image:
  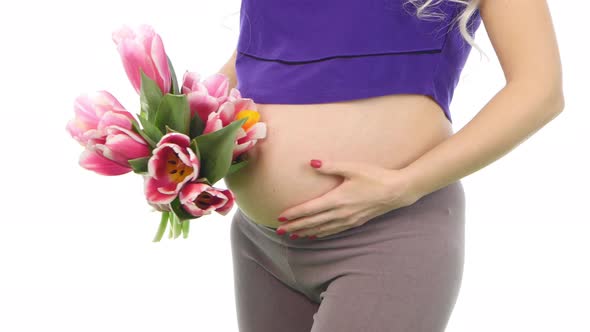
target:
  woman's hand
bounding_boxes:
[275,159,422,239]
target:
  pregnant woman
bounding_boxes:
[219,0,564,331]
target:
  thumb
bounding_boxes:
[310,159,359,178]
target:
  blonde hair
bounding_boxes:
[404,0,487,58]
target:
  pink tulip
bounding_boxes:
[66,91,133,145]
[179,182,235,217]
[182,71,230,122]
[66,91,151,176]
[202,89,267,160]
[112,24,171,95]
[144,133,200,204]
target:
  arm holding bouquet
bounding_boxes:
[217,48,238,91]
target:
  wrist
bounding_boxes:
[398,164,428,205]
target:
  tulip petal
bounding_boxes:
[106,125,149,146]
[233,140,256,160]
[144,176,176,204]
[228,88,242,100]
[97,111,134,132]
[147,146,172,179]
[103,132,150,161]
[137,24,157,53]
[215,188,235,215]
[187,91,218,121]
[234,98,257,114]
[217,101,237,124]
[73,94,102,128]
[95,90,127,112]
[179,182,207,203]
[150,33,171,94]
[79,148,130,176]
[117,41,149,94]
[182,71,201,92]
[157,132,191,148]
[66,119,88,145]
[112,25,134,46]
[241,122,267,142]
[203,73,229,98]
[202,111,224,135]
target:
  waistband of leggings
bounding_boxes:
[238,207,377,244]
[238,179,464,243]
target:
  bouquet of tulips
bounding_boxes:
[66,24,266,242]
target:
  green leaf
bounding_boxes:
[170,196,196,222]
[165,125,179,134]
[167,55,180,95]
[152,212,170,243]
[189,113,205,139]
[191,177,211,186]
[139,69,163,122]
[138,116,164,144]
[227,159,249,176]
[194,117,247,185]
[154,94,190,135]
[128,156,150,174]
[131,116,157,148]
[190,138,201,161]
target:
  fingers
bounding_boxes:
[277,188,346,222]
[296,219,349,238]
[277,208,342,235]
[313,224,351,238]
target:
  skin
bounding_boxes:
[221,0,564,239]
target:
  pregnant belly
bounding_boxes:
[224,94,454,229]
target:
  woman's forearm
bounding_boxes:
[399,81,565,199]
[217,49,238,91]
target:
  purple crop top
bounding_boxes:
[235,0,483,123]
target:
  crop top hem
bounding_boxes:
[236,50,455,123]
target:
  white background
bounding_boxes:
[1,0,588,331]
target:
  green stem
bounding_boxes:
[182,219,190,239]
[173,214,182,239]
[152,212,170,242]
[168,213,174,239]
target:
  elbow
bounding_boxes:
[512,77,566,118]
[546,72,566,115]
[545,86,565,122]
[546,77,565,114]
[538,73,566,115]
[554,88,565,114]
[538,85,565,124]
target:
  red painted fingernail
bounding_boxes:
[310,159,322,168]
[289,233,299,240]
[278,216,288,222]
[309,235,317,240]
[276,228,286,235]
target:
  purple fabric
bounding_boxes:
[235,0,482,123]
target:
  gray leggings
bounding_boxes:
[230,180,466,332]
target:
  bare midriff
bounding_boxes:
[224,93,454,229]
